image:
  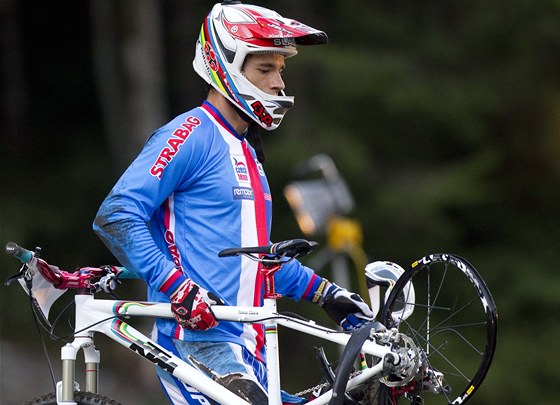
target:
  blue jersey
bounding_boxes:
[94,101,321,360]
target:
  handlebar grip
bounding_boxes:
[5,242,34,263]
[115,267,140,279]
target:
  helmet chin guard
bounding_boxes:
[193,2,327,130]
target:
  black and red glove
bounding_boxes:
[170,279,223,331]
[320,281,374,331]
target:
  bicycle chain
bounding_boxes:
[294,330,410,397]
[294,370,363,397]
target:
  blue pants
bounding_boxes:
[154,327,268,404]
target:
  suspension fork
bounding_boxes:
[59,291,101,402]
[59,337,101,402]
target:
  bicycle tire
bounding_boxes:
[23,391,122,405]
[379,254,498,405]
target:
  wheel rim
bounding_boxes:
[380,254,498,404]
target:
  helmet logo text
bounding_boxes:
[204,42,218,72]
[273,37,296,47]
[251,101,273,127]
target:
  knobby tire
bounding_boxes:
[24,391,121,405]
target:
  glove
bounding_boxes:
[320,281,374,331]
[170,279,223,331]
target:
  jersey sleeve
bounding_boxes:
[274,258,325,301]
[93,111,205,296]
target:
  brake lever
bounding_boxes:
[94,266,123,295]
[4,264,28,287]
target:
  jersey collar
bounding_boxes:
[201,101,247,141]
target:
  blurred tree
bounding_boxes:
[1,0,27,154]
[90,0,167,173]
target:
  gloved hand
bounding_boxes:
[320,281,374,331]
[170,279,223,331]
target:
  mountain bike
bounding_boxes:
[4,239,497,405]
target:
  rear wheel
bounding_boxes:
[24,391,121,405]
[378,254,498,404]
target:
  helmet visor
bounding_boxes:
[221,5,328,48]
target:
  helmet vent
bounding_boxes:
[275,100,293,109]
[214,30,236,63]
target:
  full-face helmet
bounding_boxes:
[193,1,327,130]
[365,261,416,325]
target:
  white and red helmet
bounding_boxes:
[365,261,416,324]
[193,1,327,130]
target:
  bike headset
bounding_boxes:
[193,1,328,133]
[365,261,416,324]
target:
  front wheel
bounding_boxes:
[379,254,498,404]
[24,391,122,405]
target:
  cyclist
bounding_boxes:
[93,2,374,404]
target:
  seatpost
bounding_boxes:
[260,262,282,299]
[260,260,283,405]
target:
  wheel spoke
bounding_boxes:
[379,254,497,404]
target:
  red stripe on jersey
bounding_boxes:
[160,270,182,295]
[200,102,239,139]
[302,273,319,299]
[243,140,268,360]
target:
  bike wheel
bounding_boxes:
[379,254,498,405]
[24,391,122,405]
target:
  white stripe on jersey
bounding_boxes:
[200,107,260,355]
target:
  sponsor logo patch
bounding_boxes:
[232,157,250,183]
[150,116,201,180]
[233,187,254,200]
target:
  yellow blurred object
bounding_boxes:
[326,217,369,302]
[326,217,363,252]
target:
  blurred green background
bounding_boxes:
[1,0,560,404]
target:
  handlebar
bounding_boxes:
[218,239,318,259]
[4,242,137,291]
[5,238,316,291]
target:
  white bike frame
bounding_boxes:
[8,247,401,405]
[7,241,497,405]
[63,293,394,405]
